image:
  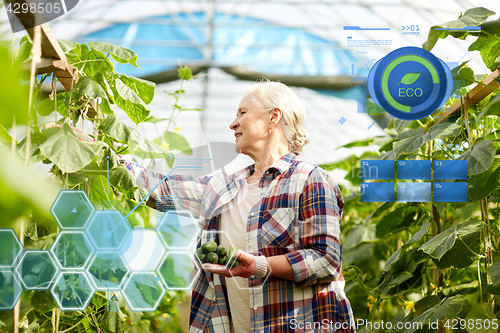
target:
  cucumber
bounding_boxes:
[206,252,218,264]
[228,260,239,269]
[218,256,227,265]
[217,245,227,257]
[201,241,217,253]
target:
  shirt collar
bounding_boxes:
[234,151,299,180]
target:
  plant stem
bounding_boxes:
[433,140,455,160]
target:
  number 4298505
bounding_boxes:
[5,2,62,14]
[444,318,498,330]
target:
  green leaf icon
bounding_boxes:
[397,72,421,85]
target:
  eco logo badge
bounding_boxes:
[3,0,79,33]
[367,46,453,120]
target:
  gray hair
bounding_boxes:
[245,80,309,152]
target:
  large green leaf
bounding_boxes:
[469,18,500,71]
[78,45,114,78]
[114,79,150,124]
[13,35,32,64]
[99,114,134,143]
[39,123,95,173]
[343,223,378,250]
[0,146,58,228]
[119,74,156,104]
[109,165,137,191]
[37,92,70,117]
[392,124,460,156]
[99,114,169,157]
[468,157,500,201]
[465,303,497,333]
[435,230,482,268]
[375,205,421,238]
[57,39,81,63]
[423,7,495,51]
[390,251,417,287]
[384,221,430,271]
[163,130,193,155]
[418,219,483,260]
[90,42,138,67]
[402,295,468,333]
[0,43,29,128]
[70,76,107,100]
[458,140,496,175]
[477,94,500,121]
[487,261,500,285]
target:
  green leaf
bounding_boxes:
[487,261,500,285]
[17,130,46,163]
[109,165,137,191]
[144,116,168,124]
[78,44,114,78]
[57,39,81,63]
[13,35,32,64]
[468,157,500,201]
[114,79,150,124]
[37,92,70,117]
[376,206,421,238]
[385,221,430,271]
[465,303,497,333]
[101,97,114,115]
[163,130,193,155]
[458,140,496,175]
[392,124,460,156]
[99,114,134,143]
[0,124,14,144]
[398,73,421,85]
[90,42,138,67]
[423,7,495,51]
[0,44,29,128]
[71,76,107,100]
[455,66,475,87]
[178,65,193,80]
[477,94,500,121]
[39,123,95,173]
[335,138,375,149]
[343,223,378,250]
[403,295,468,333]
[435,230,482,268]
[119,74,156,104]
[30,290,57,313]
[418,219,483,260]
[393,118,412,132]
[469,18,500,71]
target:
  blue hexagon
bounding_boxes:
[15,250,59,290]
[51,190,94,229]
[157,210,200,250]
[0,270,23,310]
[122,229,166,271]
[158,251,200,290]
[0,229,23,269]
[51,231,94,269]
[83,210,133,260]
[87,253,129,291]
[122,272,165,311]
[51,271,94,311]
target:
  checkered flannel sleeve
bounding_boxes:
[285,167,343,287]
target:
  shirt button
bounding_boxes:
[250,275,256,279]
[250,212,255,216]
[253,305,258,310]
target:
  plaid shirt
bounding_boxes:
[123,152,356,333]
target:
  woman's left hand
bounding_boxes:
[203,250,256,278]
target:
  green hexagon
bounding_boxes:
[51,190,94,229]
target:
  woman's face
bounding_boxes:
[229,93,270,155]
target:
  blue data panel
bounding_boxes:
[397,160,431,180]
[434,160,467,180]
[434,182,468,202]
[360,183,395,202]
[360,160,394,180]
[397,182,431,202]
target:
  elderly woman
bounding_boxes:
[125,81,355,333]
